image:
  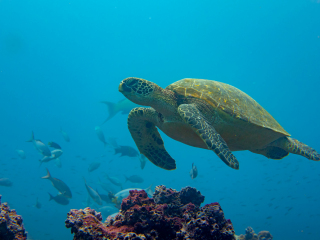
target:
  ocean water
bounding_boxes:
[0,0,320,239]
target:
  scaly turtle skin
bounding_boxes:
[119,77,320,170]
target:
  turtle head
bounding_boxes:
[119,77,158,106]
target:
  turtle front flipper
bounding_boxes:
[270,137,320,161]
[127,107,176,170]
[178,104,239,170]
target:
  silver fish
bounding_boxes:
[26,131,51,157]
[124,175,144,183]
[82,195,93,208]
[105,174,122,188]
[0,178,13,187]
[34,197,42,209]
[97,191,113,204]
[60,128,70,142]
[114,145,139,158]
[48,192,69,205]
[84,177,102,205]
[96,177,116,193]
[39,149,63,164]
[88,162,101,172]
[55,158,62,168]
[42,168,72,198]
[107,137,119,148]
[101,99,138,123]
[139,154,147,170]
[95,126,107,146]
[16,149,26,159]
[48,142,61,149]
[189,163,198,180]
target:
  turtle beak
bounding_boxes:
[119,82,131,93]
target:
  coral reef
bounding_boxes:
[0,195,27,240]
[236,226,273,240]
[66,185,236,240]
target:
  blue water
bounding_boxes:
[1,0,320,239]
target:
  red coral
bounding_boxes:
[121,190,153,212]
[66,185,236,240]
[0,195,27,240]
[65,207,119,239]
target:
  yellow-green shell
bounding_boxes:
[166,78,290,136]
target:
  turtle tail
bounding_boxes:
[271,137,320,161]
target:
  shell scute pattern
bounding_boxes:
[166,78,289,136]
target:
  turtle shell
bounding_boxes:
[166,78,289,136]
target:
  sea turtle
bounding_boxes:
[119,77,320,170]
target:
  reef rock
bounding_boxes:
[236,226,273,240]
[0,195,27,240]
[66,185,236,240]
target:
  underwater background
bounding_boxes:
[1,0,320,239]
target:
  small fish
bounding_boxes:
[55,158,62,168]
[26,132,51,157]
[114,145,139,158]
[287,207,293,211]
[48,142,61,149]
[60,128,70,142]
[88,162,101,172]
[16,149,26,159]
[107,137,119,148]
[95,126,107,147]
[98,192,113,204]
[124,175,144,183]
[83,177,102,205]
[0,178,13,187]
[108,191,116,201]
[112,196,121,209]
[82,195,92,208]
[105,174,123,188]
[34,198,42,209]
[42,168,72,198]
[189,163,198,180]
[39,149,63,164]
[96,177,116,193]
[48,192,69,205]
[139,154,147,170]
[101,99,138,123]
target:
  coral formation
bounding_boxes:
[66,185,236,239]
[0,195,27,240]
[236,226,273,240]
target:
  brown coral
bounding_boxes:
[0,195,27,240]
[236,227,273,240]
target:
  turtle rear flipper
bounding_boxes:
[178,104,239,170]
[270,137,320,161]
[128,107,176,170]
[250,147,289,159]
